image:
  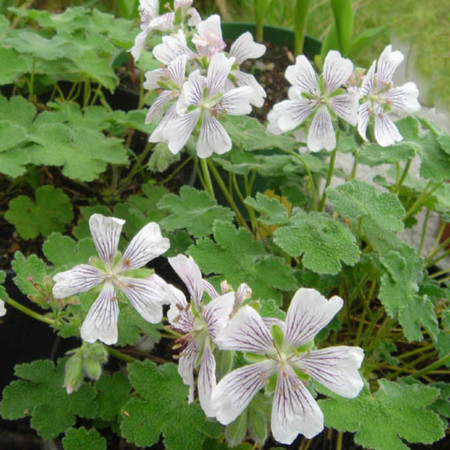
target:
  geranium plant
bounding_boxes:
[0,1,448,449]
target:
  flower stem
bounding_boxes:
[319,148,338,212]
[161,155,193,185]
[106,346,137,364]
[393,159,412,193]
[418,208,431,256]
[4,297,55,325]
[404,181,443,219]
[200,157,215,200]
[412,354,450,379]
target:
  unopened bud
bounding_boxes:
[64,354,84,394]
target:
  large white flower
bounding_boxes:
[52,214,171,345]
[268,51,358,152]
[167,254,234,417]
[358,45,420,147]
[211,288,364,445]
[163,52,254,158]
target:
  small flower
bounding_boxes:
[163,52,254,157]
[52,214,171,345]
[268,51,358,152]
[358,45,420,147]
[152,29,196,65]
[192,14,226,58]
[211,288,364,444]
[167,255,234,416]
[0,299,6,317]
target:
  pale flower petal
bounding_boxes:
[176,71,205,115]
[145,91,172,123]
[175,0,193,10]
[274,98,315,133]
[377,45,404,85]
[359,60,376,98]
[285,55,319,94]
[166,54,189,88]
[143,68,165,91]
[149,12,174,32]
[214,305,274,354]
[207,52,234,97]
[0,299,6,317]
[165,110,201,154]
[211,360,277,424]
[178,338,199,403]
[374,113,402,147]
[232,70,266,107]
[323,50,353,93]
[197,114,232,158]
[307,106,336,152]
[385,82,420,113]
[120,222,170,270]
[202,279,220,299]
[53,264,104,299]
[89,214,124,264]
[130,28,150,61]
[271,367,324,443]
[293,346,364,398]
[167,288,195,334]
[193,14,226,57]
[230,32,266,64]
[203,292,234,339]
[80,282,119,345]
[285,288,343,349]
[357,103,371,141]
[149,104,177,142]
[219,86,254,115]
[187,7,201,27]
[329,93,358,126]
[198,339,217,417]
[153,30,194,65]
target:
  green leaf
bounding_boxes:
[12,251,50,297]
[0,120,28,152]
[419,130,450,182]
[43,234,96,269]
[0,95,36,127]
[327,180,405,232]
[0,359,98,439]
[274,212,360,275]
[379,246,438,341]
[0,270,7,303]
[5,186,73,239]
[158,186,235,238]
[244,193,290,225]
[319,379,445,450]
[121,361,220,449]
[189,221,296,303]
[358,143,416,165]
[0,47,27,85]
[95,372,131,421]
[62,427,106,450]
[348,25,388,58]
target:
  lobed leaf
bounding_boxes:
[62,427,107,450]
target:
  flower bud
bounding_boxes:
[63,354,84,394]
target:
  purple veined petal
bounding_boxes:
[374,113,402,147]
[235,283,252,310]
[121,275,172,324]
[219,86,254,115]
[130,28,150,61]
[197,114,232,158]
[149,12,175,32]
[357,102,371,141]
[187,7,201,27]
[80,282,119,345]
[169,254,204,310]
[143,68,165,91]
[193,14,226,58]
[285,288,343,349]
[166,283,195,334]
[275,98,315,133]
[89,214,125,265]
[376,45,404,86]
[203,279,220,299]
[360,60,376,98]
[153,30,194,65]
[207,52,234,98]
[167,54,189,88]
[165,109,201,154]
[230,32,266,64]
[292,346,364,398]
[149,104,177,142]
[53,264,104,299]
[329,93,358,126]
[323,50,353,93]
[178,338,199,403]
[285,55,319,95]
[385,82,420,113]
[211,360,277,424]
[198,339,217,417]
[145,91,172,123]
[204,292,234,339]
[120,222,170,270]
[177,71,206,115]
[139,0,159,25]
[214,305,274,354]
[175,0,193,11]
[307,106,336,152]
[271,366,324,443]
[232,70,266,107]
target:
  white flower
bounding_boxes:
[358,45,420,147]
[0,299,6,317]
[268,51,358,152]
[211,288,364,445]
[52,214,171,345]
[192,14,226,58]
[167,255,234,417]
[164,52,254,157]
[228,32,266,107]
[152,29,195,65]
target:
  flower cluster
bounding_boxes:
[130,0,266,158]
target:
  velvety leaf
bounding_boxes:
[95,372,131,421]
[12,252,51,298]
[244,193,290,225]
[62,427,106,450]
[43,234,96,269]
[0,120,28,152]
[5,30,67,60]
[0,47,27,85]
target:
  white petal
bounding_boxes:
[198,339,217,417]
[207,52,234,97]
[385,82,420,113]
[374,113,402,147]
[360,60,376,97]
[0,299,6,317]
[143,68,165,91]
[130,28,149,61]
[329,93,358,126]
[214,305,274,354]
[357,103,371,141]
[121,275,171,323]
[219,86,254,115]
[197,114,232,158]
[120,222,170,270]
[177,72,205,115]
[275,99,315,133]
[307,106,336,152]
[149,12,174,32]
[89,214,124,264]
[167,54,188,88]
[149,104,177,142]
[166,283,195,334]
[235,283,252,310]
[175,0,193,10]
[153,30,193,65]
[267,108,284,135]
[139,0,159,22]
[53,264,103,299]
[285,288,343,349]
[377,45,404,85]
[178,338,199,403]
[203,292,234,339]
[193,14,226,58]
[169,254,204,310]
[230,32,266,64]
[145,91,172,123]
[80,282,119,345]
[323,50,353,93]
[271,367,324,443]
[202,279,220,299]
[187,7,201,27]
[212,360,277,424]
[232,70,266,107]
[293,346,364,398]
[285,55,319,94]
[165,110,201,154]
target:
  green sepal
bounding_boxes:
[271,324,284,349]
[293,368,311,382]
[215,349,235,379]
[265,373,278,395]
[84,360,102,381]
[225,412,248,447]
[295,340,314,354]
[122,268,154,279]
[64,354,84,394]
[88,256,104,271]
[244,352,267,363]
